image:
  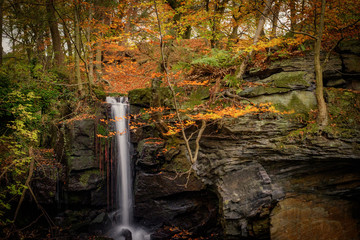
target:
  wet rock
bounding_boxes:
[135,172,204,202]
[68,170,104,191]
[65,119,97,171]
[136,139,165,170]
[119,228,132,240]
[134,171,219,235]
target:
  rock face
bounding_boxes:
[131,43,360,239]
[270,194,359,240]
[29,114,113,239]
[194,116,360,239]
[31,41,360,239]
[60,119,106,208]
[133,140,221,239]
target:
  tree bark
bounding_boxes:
[14,149,35,221]
[95,40,102,81]
[167,0,192,39]
[63,23,73,60]
[210,0,229,48]
[227,1,242,48]
[46,0,64,66]
[314,0,328,127]
[74,4,83,95]
[271,1,280,39]
[236,0,273,79]
[0,0,4,66]
[87,3,94,85]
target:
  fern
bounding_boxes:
[191,49,239,68]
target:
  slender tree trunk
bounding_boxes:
[95,19,104,82]
[74,5,83,95]
[0,0,4,66]
[314,0,328,127]
[63,24,73,60]
[94,4,103,82]
[95,40,102,81]
[227,1,243,48]
[228,24,239,45]
[289,0,296,31]
[167,0,192,39]
[210,0,228,48]
[236,0,273,79]
[46,0,64,66]
[87,3,94,85]
[271,1,280,39]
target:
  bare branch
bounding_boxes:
[14,149,35,221]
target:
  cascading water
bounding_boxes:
[106,97,149,240]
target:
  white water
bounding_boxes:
[106,97,149,240]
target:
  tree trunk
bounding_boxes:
[289,0,296,31]
[46,0,64,66]
[63,24,73,60]
[95,40,102,81]
[0,0,4,66]
[236,0,273,79]
[210,0,229,48]
[271,1,280,39]
[74,5,83,95]
[87,3,94,85]
[167,0,192,39]
[314,0,328,127]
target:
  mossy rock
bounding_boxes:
[239,86,291,97]
[270,71,310,89]
[158,87,173,107]
[181,87,210,109]
[128,87,173,108]
[79,169,101,187]
[239,70,310,98]
[128,88,152,107]
[338,40,360,54]
[92,86,107,101]
[162,145,191,172]
[326,88,360,130]
[252,90,317,114]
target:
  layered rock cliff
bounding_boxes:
[131,42,360,239]
[31,41,360,239]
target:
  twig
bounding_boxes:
[154,0,197,163]
[13,149,35,222]
[0,160,17,180]
[19,213,44,231]
[224,90,253,103]
[27,184,56,227]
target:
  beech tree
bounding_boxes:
[46,0,64,66]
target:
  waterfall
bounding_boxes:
[106,97,149,240]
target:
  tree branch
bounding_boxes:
[13,149,35,222]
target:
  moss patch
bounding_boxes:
[252,91,317,115]
[181,87,210,109]
[79,169,101,186]
[271,71,309,89]
[326,88,360,137]
[162,145,191,172]
[239,86,291,97]
[128,88,152,107]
